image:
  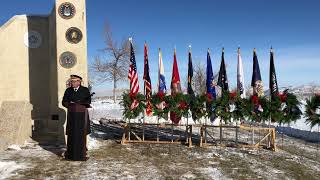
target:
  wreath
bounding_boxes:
[169,93,190,118]
[269,95,284,123]
[245,95,270,123]
[279,91,302,124]
[214,92,233,124]
[120,92,146,119]
[230,93,247,123]
[189,94,207,122]
[151,92,171,119]
[305,94,320,128]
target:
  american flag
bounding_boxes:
[143,43,152,116]
[128,39,139,109]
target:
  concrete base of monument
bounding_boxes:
[31,131,66,146]
[0,101,33,151]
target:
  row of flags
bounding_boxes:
[127,39,279,122]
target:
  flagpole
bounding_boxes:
[157,48,161,142]
[269,47,273,128]
[142,41,147,142]
[268,47,274,147]
[236,47,241,146]
[128,37,132,141]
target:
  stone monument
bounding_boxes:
[0,0,88,150]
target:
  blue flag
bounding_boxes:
[206,50,216,99]
[251,48,264,97]
[158,48,166,93]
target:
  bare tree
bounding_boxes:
[90,23,131,102]
[193,62,206,95]
[245,84,253,97]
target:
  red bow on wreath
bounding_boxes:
[206,93,213,102]
[157,92,165,101]
[229,92,237,100]
[251,95,259,104]
[278,92,287,102]
[178,101,188,110]
[251,95,263,112]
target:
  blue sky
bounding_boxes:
[1,0,320,93]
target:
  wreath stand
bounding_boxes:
[199,124,276,151]
[121,119,193,147]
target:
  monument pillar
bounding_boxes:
[48,0,88,143]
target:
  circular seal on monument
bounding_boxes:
[66,27,83,44]
[24,31,42,48]
[58,2,76,19]
[59,51,77,69]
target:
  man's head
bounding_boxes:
[70,75,82,88]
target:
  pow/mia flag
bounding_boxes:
[217,48,229,93]
[269,47,279,99]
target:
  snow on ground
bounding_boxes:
[0,121,319,179]
[0,161,28,180]
[89,99,123,124]
[87,135,103,150]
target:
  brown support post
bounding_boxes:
[272,128,276,151]
[188,125,192,147]
[205,118,208,143]
[128,120,131,141]
[121,125,127,145]
[185,125,189,144]
[171,123,174,143]
[200,126,203,147]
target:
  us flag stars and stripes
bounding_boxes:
[128,38,140,109]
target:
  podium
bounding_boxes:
[68,102,91,113]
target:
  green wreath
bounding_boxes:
[280,92,302,124]
[230,93,247,123]
[169,93,190,118]
[151,92,171,120]
[305,95,320,128]
[189,94,207,122]
[269,95,284,123]
[120,92,146,119]
[214,92,233,124]
[245,95,270,123]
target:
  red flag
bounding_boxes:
[171,49,181,92]
[170,49,181,124]
[143,43,152,116]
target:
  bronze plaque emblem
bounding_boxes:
[66,27,83,44]
[58,2,76,19]
[59,52,77,69]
